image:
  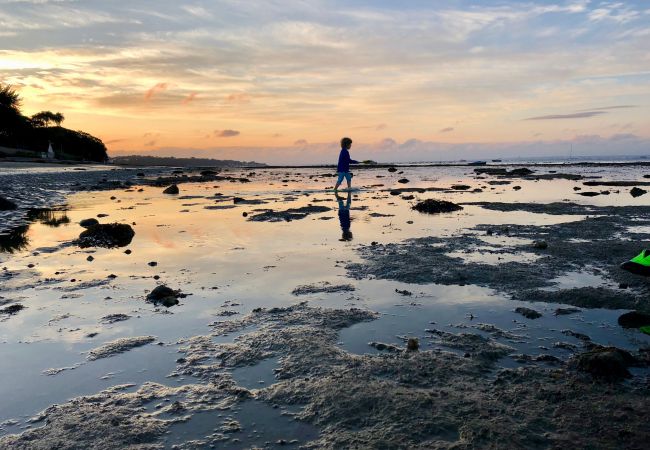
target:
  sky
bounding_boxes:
[0,0,649,164]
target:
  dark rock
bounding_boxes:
[554,307,580,316]
[619,283,628,289]
[512,186,522,191]
[630,187,647,198]
[406,338,419,351]
[163,184,179,195]
[533,240,548,250]
[515,307,542,319]
[572,347,635,380]
[617,311,650,329]
[124,249,132,255]
[0,304,24,315]
[412,199,463,214]
[507,168,534,177]
[395,289,412,296]
[86,255,94,262]
[0,196,17,210]
[242,212,248,217]
[79,218,99,228]
[401,195,415,200]
[578,192,600,197]
[397,178,409,184]
[146,285,183,307]
[148,261,157,267]
[388,167,397,172]
[451,184,470,190]
[77,223,135,248]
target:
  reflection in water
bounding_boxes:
[336,192,353,241]
[26,209,70,227]
[0,225,29,253]
[0,208,69,253]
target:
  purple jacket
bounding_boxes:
[337,148,358,172]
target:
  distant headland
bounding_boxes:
[111,155,266,167]
[0,84,108,163]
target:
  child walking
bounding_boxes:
[334,137,358,191]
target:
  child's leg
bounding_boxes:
[334,172,345,190]
[345,172,352,190]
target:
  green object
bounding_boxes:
[630,249,650,267]
[640,326,650,336]
[621,249,650,276]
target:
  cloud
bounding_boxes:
[215,129,240,137]
[525,111,608,120]
[440,127,454,133]
[294,139,308,145]
[144,82,169,101]
[182,92,197,104]
[584,105,638,111]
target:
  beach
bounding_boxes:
[1,162,649,449]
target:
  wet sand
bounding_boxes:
[0,163,649,448]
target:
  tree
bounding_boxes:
[0,84,21,113]
[31,111,65,127]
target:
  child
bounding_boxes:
[334,137,358,191]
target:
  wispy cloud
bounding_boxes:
[144,83,169,101]
[440,127,454,133]
[215,129,240,137]
[525,111,608,120]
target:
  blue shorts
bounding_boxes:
[336,172,352,184]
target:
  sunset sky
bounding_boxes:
[1,0,649,163]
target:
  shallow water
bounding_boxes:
[1,164,649,445]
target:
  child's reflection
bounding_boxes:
[336,191,353,241]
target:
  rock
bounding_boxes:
[79,218,99,228]
[451,184,470,190]
[163,184,179,195]
[630,187,647,198]
[397,178,409,184]
[242,212,248,217]
[401,195,415,200]
[388,167,397,172]
[578,192,600,197]
[507,168,534,177]
[146,285,183,307]
[512,186,522,191]
[412,199,463,214]
[619,283,628,289]
[533,240,548,250]
[0,196,17,210]
[617,311,650,329]
[124,249,132,255]
[0,304,24,315]
[395,289,412,296]
[554,307,580,316]
[572,347,635,380]
[77,223,135,248]
[86,255,94,262]
[406,337,419,351]
[148,261,157,267]
[515,307,542,319]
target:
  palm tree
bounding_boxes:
[0,84,21,113]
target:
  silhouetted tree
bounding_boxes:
[31,111,65,127]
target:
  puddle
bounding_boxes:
[446,248,540,265]
[165,399,318,449]
[541,269,613,291]
[231,358,279,390]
